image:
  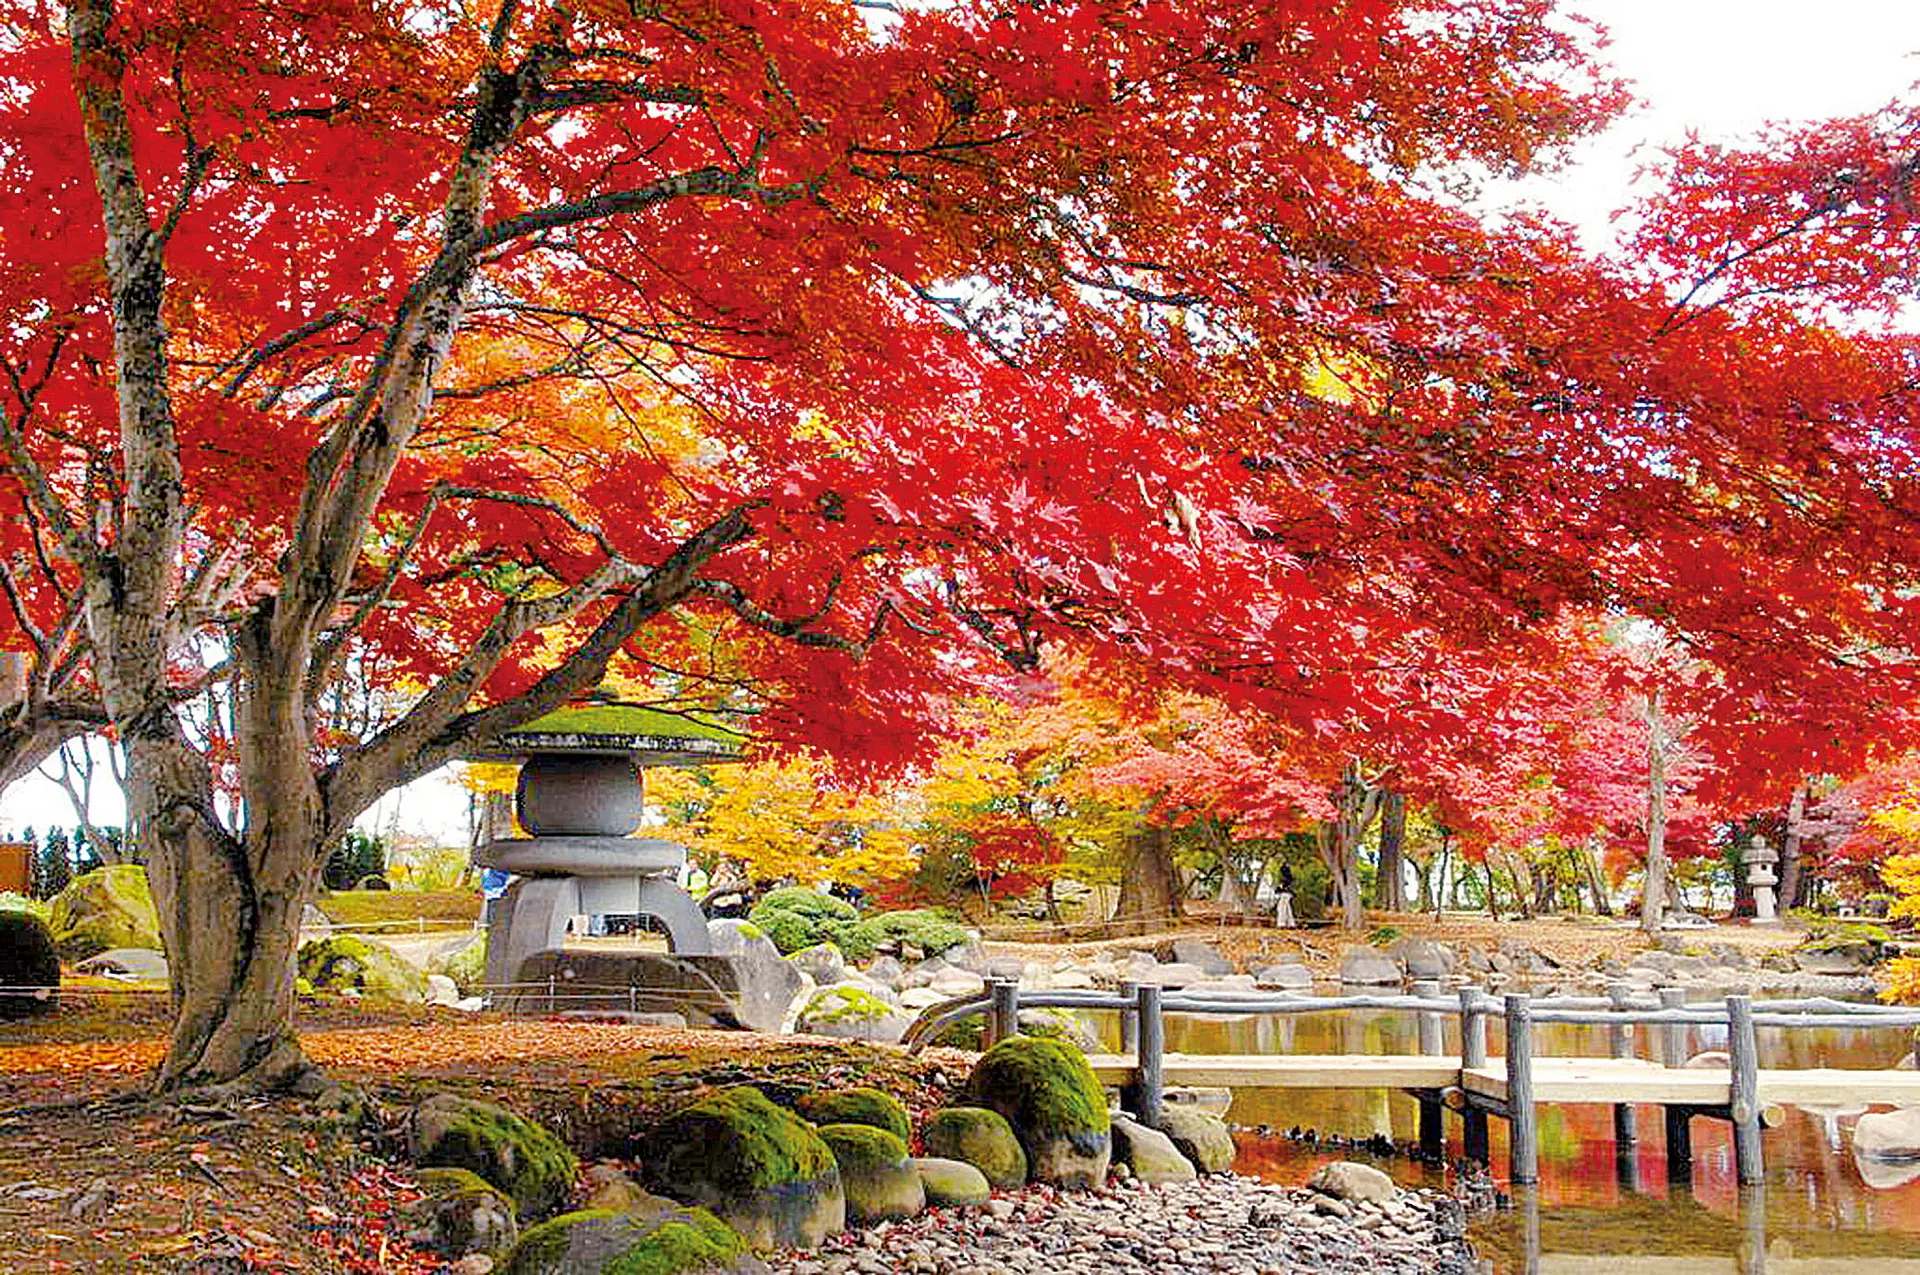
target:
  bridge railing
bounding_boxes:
[901,977,1920,1185]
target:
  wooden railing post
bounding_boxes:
[1118,980,1139,1055]
[987,978,1020,1046]
[1413,978,1444,1159]
[1607,983,1639,1155]
[1135,982,1165,1128]
[1460,986,1490,1165]
[1506,993,1538,1185]
[1728,994,1764,1186]
[1659,987,1688,1066]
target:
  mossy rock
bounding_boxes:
[500,1205,767,1275]
[921,1107,1026,1190]
[401,1166,520,1258]
[968,1036,1111,1189]
[816,1124,924,1224]
[410,1094,580,1221]
[912,1157,990,1208]
[47,865,161,961]
[793,1088,911,1142]
[298,933,430,1003]
[794,986,911,1043]
[644,1086,844,1250]
[0,910,59,1019]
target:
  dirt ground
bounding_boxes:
[0,913,1813,1274]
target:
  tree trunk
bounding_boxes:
[1320,763,1387,932]
[1582,842,1614,917]
[1114,823,1180,935]
[1779,784,1810,911]
[1642,689,1670,935]
[1376,790,1406,912]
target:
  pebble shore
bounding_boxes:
[765,1172,1477,1275]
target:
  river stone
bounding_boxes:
[1854,1107,1920,1160]
[922,1107,1027,1190]
[410,1095,579,1222]
[581,1167,677,1221]
[1155,1106,1235,1174]
[929,967,987,997]
[1307,1161,1398,1203]
[1167,940,1234,977]
[1110,1113,1197,1185]
[794,1088,911,1141]
[499,1205,769,1275]
[968,1036,1111,1189]
[1338,946,1403,987]
[73,947,170,981]
[401,1167,520,1259]
[644,1086,845,1250]
[912,1157,991,1208]
[816,1124,924,1224]
[794,985,914,1043]
[301,934,430,1003]
[865,955,905,988]
[1252,962,1314,991]
[938,938,990,973]
[1684,1050,1732,1069]
[1135,961,1206,988]
[48,865,162,961]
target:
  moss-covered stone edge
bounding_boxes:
[816,1123,909,1173]
[648,1085,836,1196]
[970,1035,1111,1135]
[794,1087,910,1141]
[503,1206,744,1275]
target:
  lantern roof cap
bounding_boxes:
[469,701,745,765]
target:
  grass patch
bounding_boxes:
[317,889,480,928]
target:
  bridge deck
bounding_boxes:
[1085,1053,1920,1107]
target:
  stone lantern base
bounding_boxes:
[476,836,712,995]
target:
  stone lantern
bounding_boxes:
[1745,834,1781,925]
[469,702,742,993]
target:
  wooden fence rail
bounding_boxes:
[903,980,1920,1186]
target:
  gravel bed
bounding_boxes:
[765,1172,1477,1275]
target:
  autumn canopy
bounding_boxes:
[2,0,1919,1088]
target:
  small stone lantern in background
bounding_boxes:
[1746,834,1781,925]
[468,702,743,993]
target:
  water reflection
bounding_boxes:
[1108,1005,1920,1273]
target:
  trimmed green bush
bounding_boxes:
[0,910,59,1018]
[747,887,859,955]
[847,909,968,960]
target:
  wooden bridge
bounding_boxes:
[905,982,1920,1186]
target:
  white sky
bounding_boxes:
[3,2,1918,849]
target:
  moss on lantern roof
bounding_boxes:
[476,703,745,763]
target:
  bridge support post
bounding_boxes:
[1413,979,1445,1159]
[1607,983,1640,1166]
[1728,994,1764,1186]
[1118,980,1139,1054]
[1658,987,1688,1065]
[1459,987,1489,1165]
[1665,1104,1694,1182]
[1505,993,1538,1185]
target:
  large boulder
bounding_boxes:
[1338,945,1403,987]
[1015,1006,1102,1053]
[967,1036,1111,1189]
[912,1158,990,1209]
[1251,962,1314,991]
[300,934,431,1003]
[1167,940,1234,977]
[504,950,750,1027]
[816,1124,925,1224]
[500,1206,768,1275]
[1109,1114,1197,1185]
[705,921,809,1033]
[786,941,849,986]
[409,1094,579,1222]
[1389,938,1455,981]
[793,986,913,1043]
[0,910,59,1019]
[644,1086,844,1250]
[1156,1107,1236,1174]
[400,1167,520,1259]
[921,1107,1027,1190]
[47,865,161,961]
[1854,1108,1920,1160]
[794,1088,911,1141]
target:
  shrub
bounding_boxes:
[747,887,860,954]
[848,909,969,959]
[0,910,60,1018]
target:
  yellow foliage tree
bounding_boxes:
[647,755,916,888]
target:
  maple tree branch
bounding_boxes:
[321,502,760,830]
[692,577,897,656]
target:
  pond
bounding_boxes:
[1134,1003,1920,1273]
